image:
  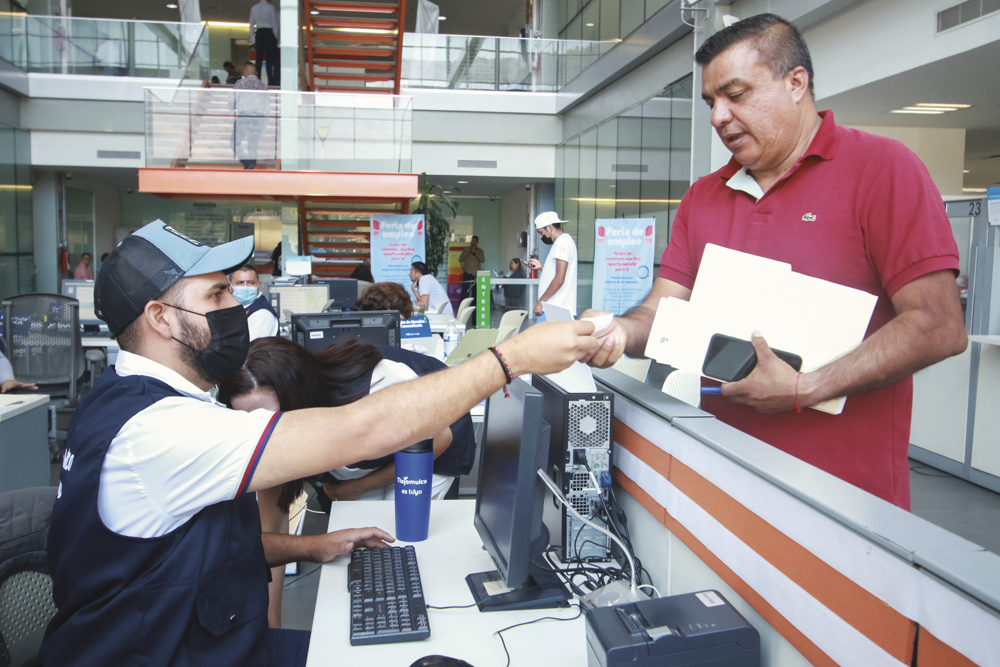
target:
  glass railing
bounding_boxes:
[144,88,412,173]
[399,33,617,92]
[3,15,208,79]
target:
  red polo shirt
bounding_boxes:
[660,111,959,508]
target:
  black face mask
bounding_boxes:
[165,303,250,385]
[540,234,555,245]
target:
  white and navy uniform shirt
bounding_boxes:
[245,292,279,341]
[97,351,279,537]
[43,350,282,666]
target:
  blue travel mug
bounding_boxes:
[394,439,434,542]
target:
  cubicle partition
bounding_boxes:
[594,367,1000,667]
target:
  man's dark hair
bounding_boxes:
[349,263,374,283]
[81,252,92,259]
[411,261,429,276]
[223,61,234,68]
[471,235,479,241]
[695,13,814,98]
[550,223,562,230]
[356,282,413,319]
[217,335,383,511]
[230,263,259,279]
[244,61,256,72]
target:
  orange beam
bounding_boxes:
[139,169,419,201]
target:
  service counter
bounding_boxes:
[593,366,1000,667]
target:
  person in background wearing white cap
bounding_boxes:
[41,219,599,667]
[526,211,578,320]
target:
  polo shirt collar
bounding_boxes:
[115,350,217,404]
[720,109,838,199]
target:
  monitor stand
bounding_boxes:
[466,562,570,612]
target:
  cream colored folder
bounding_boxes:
[645,244,877,415]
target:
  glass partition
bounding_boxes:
[555,75,693,312]
[19,15,207,79]
[144,88,412,173]
[400,34,616,92]
[0,4,27,69]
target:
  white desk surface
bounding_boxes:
[306,500,586,667]
[969,335,1000,346]
[0,393,49,422]
[82,337,119,349]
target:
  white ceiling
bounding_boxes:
[819,38,1000,189]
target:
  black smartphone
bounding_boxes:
[702,334,803,383]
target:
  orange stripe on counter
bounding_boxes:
[614,470,839,667]
[614,420,917,665]
[916,628,979,667]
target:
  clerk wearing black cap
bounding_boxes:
[41,220,599,667]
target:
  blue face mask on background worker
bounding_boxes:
[232,285,258,307]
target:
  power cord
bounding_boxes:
[426,603,478,610]
[495,603,584,667]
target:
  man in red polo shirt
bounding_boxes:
[584,14,967,509]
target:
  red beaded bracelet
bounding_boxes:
[488,346,514,398]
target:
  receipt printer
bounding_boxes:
[585,590,760,667]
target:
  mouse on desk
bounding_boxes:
[409,656,475,667]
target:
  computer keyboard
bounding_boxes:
[347,545,431,646]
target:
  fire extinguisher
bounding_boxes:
[59,247,69,275]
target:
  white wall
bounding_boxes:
[500,186,533,272]
[801,0,1000,100]
[846,126,966,197]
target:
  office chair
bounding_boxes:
[612,355,652,383]
[434,301,448,314]
[457,306,475,329]
[0,486,59,667]
[495,310,527,344]
[456,297,473,315]
[2,295,83,442]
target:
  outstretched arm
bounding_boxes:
[581,277,692,368]
[249,319,599,493]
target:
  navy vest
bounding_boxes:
[41,369,271,667]
[246,293,277,319]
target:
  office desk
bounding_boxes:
[82,336,119,366]
[425,313,467,336]
[0,394,50,492]
[307,500,586,667]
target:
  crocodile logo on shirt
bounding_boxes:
[802,213,817,222]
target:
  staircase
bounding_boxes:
[300,200,410,278]
[165,90,281,170]
[304,0,408,94]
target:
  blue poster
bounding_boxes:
[592,218,656,315]
[370,214,426,293]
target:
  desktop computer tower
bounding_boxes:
[533,375,614,563]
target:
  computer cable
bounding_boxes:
[494,602,583,667]
[537,468,638,593]
[426,603,478,610]
[638,584,661,598]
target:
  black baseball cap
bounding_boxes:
[95,220,254,335]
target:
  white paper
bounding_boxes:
[988,187,1000,226]
[645,245,877,415]
[541,301,598,393]
[582,313,614,335]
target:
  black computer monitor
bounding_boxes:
[466,378,570,612]
[313,279,357,311]
[290,310,400,353]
